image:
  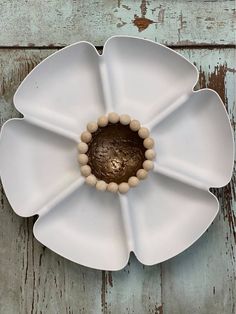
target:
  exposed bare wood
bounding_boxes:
[0,0,235,47]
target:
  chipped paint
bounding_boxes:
[0,0,235,46]
[207,65,228,106]
[178,11,187,43]
[133,0,155,32]
[227,67,236,73]
[108,272,113,287]
[140,0,147,17]
[100,271,113,312]
[157,7,165,24]
[133,15,154,32]
[117,18,127,28]
[198,64,235,126]
[212,175,236,246]
[199,64,228,103]
[101,271,107,312]
[155,304,163,314]
[196,60,236,246]
[122,4,131,11]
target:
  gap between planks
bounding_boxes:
[0,44,235,50]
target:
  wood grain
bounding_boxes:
[0,0,235,47]
[102,255,162,314]
[0,47,235,313]
[0,49,103,314]
[162,48,236,314]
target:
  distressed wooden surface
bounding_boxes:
[0,46,235,313]
[0,0,235,47]
[0,0,235,313]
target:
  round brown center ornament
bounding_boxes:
[78,113,155,194]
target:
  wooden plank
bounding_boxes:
[161,48,236,314]
[102,255,162,314]
[0,47,235,313]
[0,0,235,47]
[0,49,103,314]
[0,188,103,314]
[0,49,162,314]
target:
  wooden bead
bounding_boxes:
[78,154,88,165]
[145,149,155,160]
[128,176,139,187]
[138,127,150,139]
[87,121,98,133]
[118,182,130,194]
[143,137,154,149]
[80,165,91,177]
[136,169,148,180]
[81,131,92,143]
[108,112,119,124]
[96,180,107,191]
[86,174,97,186]
[120,114,131,125]
[107,182,118,193]
[78,142,88,154]
[143,160,154,171]
[129,119,140,132]
[97,115,109,127]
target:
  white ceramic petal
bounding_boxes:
[0,119,80,217]
[103,36,198,123]
[14,42,105,138]
[33,185,129,271]
[128,172,219,265]
[152,89,234,188]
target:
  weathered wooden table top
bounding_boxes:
[0,1,235,313]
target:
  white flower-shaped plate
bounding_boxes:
[0,36,234,270]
